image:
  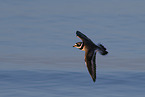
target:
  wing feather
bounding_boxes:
[76,31,92,42]
[85,50,97,82]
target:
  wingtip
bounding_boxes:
[76,30,81,33]
[93,78,96,82]
[76,31,81,35]
[90,75,96,82]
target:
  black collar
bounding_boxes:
[80,42,84,50]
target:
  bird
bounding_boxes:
[73,31,108,82]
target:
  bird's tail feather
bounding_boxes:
[97,44,108,55]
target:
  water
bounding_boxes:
[0,0,145,97]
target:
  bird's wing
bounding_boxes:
[76,31,91,42]
[85,49,97,82]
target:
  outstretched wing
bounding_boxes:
[76,31,92,42]
[85,49,97,82]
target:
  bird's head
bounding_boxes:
[73,42,83,49]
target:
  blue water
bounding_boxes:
[0,0,145,97]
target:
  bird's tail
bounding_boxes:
[97,43,108,55]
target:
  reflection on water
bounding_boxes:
[0,0,145,97]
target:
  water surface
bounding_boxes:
[0,0,145,97]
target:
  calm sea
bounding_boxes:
[0,0,145,97]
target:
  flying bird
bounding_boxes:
[73,31,108,82]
